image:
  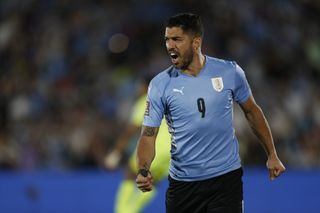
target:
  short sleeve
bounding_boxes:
[233,63,252,103]
[143,81,165,127]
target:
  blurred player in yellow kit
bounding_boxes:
[104,75,171,213]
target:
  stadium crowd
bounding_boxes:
[0,0,319,170]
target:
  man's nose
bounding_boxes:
[166,40,175,49]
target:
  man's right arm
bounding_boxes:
[136,125,159,192]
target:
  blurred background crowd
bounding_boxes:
[0,0,319,171]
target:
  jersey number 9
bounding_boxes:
[197,98,206,118]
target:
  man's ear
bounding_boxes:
[193,37,201,50]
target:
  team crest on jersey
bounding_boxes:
[211,77,224,92]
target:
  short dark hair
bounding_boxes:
[165,13,204,38]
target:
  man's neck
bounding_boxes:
[183,53,206,77]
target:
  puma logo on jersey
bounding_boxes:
[173,87,184,95]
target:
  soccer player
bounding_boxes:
[135,13,285,213]
[104,75,171,213]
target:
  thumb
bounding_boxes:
[269,168,276,181]
[274,167,281,176]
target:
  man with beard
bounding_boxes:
[135,13,285,213]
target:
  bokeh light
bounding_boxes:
[108,33,130,54]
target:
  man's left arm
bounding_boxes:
[240,95,286,180]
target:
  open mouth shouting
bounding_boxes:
[169,52,179,65]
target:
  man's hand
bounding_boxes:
[266,154,286,180]
[136,170,154,192]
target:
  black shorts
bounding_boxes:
[166,168,243,213]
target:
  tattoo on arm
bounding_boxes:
[142,126,156,136]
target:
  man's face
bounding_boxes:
[165,27,195,70]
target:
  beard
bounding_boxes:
[177,48,194,70]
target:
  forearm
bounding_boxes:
[245,105,277,157]
[137,137,155,170]
[136,126,158,170]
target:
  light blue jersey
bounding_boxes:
[143,56,251,181]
